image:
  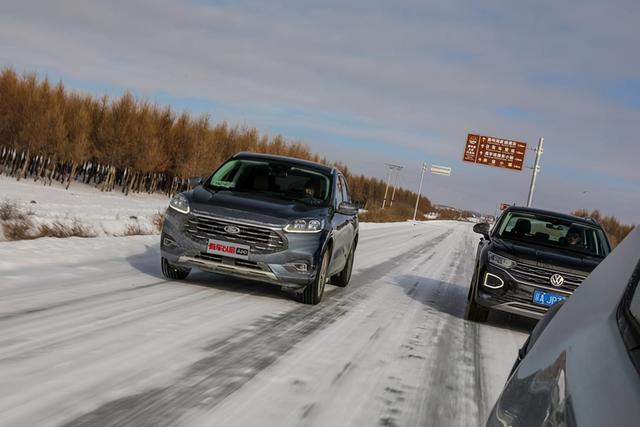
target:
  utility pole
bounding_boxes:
[381,168,392,209]
[389,166,403,207]
[382,164,402,208]
[527,137,544,207]
[413,162,428,221]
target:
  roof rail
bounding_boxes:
[584,217,600,225]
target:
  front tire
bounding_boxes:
[300,250,330,305]
[161,257,191,280]
[465,296,489,322]
[465,269,489,322]
[332,242,356,287]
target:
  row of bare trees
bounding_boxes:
[0,68,432,213]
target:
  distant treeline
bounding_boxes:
[0,68,432,214]
[572,209,634,248]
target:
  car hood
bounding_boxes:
[491,237,601,274]
[186,186,329,226]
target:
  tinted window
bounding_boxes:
[630,273,640,327]
[205,159,331,206]
[496,211,609,257]
[335,175,345,207]
[339,175,350,203]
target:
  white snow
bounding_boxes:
[0,219,529,427]
[0,175,169,239]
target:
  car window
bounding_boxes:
[496,211,609,257]
[339,175,350,203]
[205,159,332,206]
[630,272,640,327]
[335,176,344,208]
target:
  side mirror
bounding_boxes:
[473,223,491,239]
[188,176,203,188]
[338,201,358,216]
[353,200,363,210]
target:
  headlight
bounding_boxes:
[488,252,517,269]
[284,218,323,233]
[169,194,190,214]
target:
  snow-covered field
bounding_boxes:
[0,217,532,427]
[0,175,169,239]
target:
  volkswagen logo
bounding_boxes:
[224,225,241,235]
[550,274,565,287]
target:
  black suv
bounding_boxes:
[160,152,359,305]
[465,206,611,321]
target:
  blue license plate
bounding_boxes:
[532,289,567,307]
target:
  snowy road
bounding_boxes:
[0,221,532,427]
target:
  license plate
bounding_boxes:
[532,289,567,307]
[206,239,250,260]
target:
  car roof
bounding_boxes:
[504,206,601,227]
[232,152,335,174]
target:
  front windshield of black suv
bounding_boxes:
[496,211,610,257]
[205,159,332,206]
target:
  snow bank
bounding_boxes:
[0,175,169,240]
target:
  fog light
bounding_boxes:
[483,272,504,289]
[292,263,308,273]
[285,262,309,273]
[162,234,177,248]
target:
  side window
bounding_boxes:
[630,274,640,327]
[335,176,344,208]
[340,176,351,203]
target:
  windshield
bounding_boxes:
[204,159,332,206]
[496,211,610,257]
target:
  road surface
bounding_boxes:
[0,221,532,427]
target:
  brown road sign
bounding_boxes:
[463,133,527,171]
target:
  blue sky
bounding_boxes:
[0,0,638,222]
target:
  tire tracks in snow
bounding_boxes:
[60,227,454,427]
[368,226,485,427]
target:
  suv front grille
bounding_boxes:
[510,262,587,291]
[194,252,264,271]
[184,211,287,254]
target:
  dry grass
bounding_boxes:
[3,217,33,240]
[3,219,96,241]
[1,200,164,241]
[124,221,145,236]
[152,211,165,232]
[0,200,27,221]
[37,220,95,238]
[359,203,416,223]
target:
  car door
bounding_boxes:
[339,174,357,248]
[329,174,350,274]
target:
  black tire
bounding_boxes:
[465,297,489,322]
[332,242,356,288]
[465,269,489,322]
[161,257,191,280]
[300,250,330,305]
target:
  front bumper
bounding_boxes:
[160,209,324,290]
[474,264,573,320]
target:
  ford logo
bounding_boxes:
[224,225,241,235]
[549,274,565,287]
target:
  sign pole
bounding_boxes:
[526,137,544,207]
[413,163,427,221]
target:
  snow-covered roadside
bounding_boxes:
[0,176,460,242]
[0,175,169,240]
